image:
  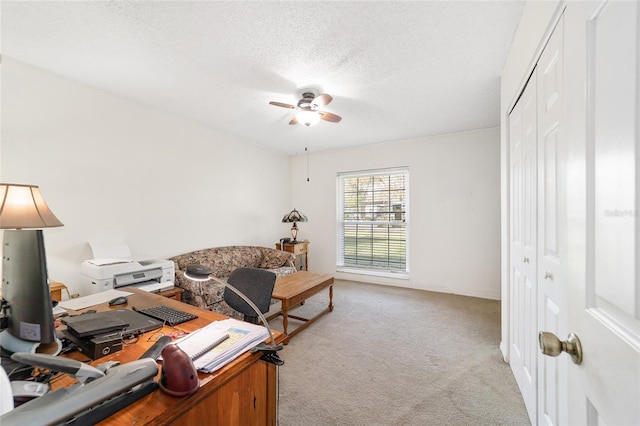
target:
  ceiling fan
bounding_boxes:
[269,92,342,126]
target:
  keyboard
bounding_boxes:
[134,305,198,326]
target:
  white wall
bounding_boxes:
[0,58,291,296]
[499,0,563,357]
[290,127,502,299]
[0,58,504,301]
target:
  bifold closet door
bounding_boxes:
[536,14,566,426]
[509,69,538,424]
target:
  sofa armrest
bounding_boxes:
[174,268,226,310]
[259,248,296,269]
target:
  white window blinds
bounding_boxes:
[337,168,409,275]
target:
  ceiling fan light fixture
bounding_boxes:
[269,91,341,126]
[296,110,321,126]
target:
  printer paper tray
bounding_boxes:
[127,280,174,293]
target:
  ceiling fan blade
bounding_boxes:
[320,111,342,123]
[269,101,296,109]
[311,94,332,109]
[289,117,298,125]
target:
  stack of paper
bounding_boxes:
[58,289,133,310]
[173,318,270,373]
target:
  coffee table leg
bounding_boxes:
[329,285,334,312]
[281,305,290,344]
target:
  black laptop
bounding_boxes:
[63,309,163,338]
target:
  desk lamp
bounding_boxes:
[183,264,283,365]
[0,183,63,355]
[282,208,307,242]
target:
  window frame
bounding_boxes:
[336,167,410,279]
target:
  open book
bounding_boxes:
[171,318,270,373]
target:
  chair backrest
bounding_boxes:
[224,267,276,323]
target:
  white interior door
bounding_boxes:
[509,71,538,424]
[560,1,640,424]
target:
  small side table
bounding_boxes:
[159,287,184,301]
[49,281,68,302]
[276,241,309,271]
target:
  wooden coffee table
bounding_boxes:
[268,271,334,343]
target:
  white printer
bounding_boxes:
[80,258,175,295]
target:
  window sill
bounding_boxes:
[336,267,409,280]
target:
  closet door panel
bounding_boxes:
[509,71,538,424]
[537,16,566,426]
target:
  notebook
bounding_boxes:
[63,309,163,338]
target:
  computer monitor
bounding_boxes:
[1,230,57,353]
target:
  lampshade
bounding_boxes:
[0,184,63,229]
[282,208,307,242]
[296,110,321,127]
[184,264,214,281]
[281,208,308,224]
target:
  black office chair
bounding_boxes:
[224,267,277,324]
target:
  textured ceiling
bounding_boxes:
[1,1,524,155]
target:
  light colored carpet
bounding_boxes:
[267,279,529,426]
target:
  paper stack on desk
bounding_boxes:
[172,318,270,373]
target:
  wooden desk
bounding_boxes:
[53,288,281,425]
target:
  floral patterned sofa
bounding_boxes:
[169,245,296,317]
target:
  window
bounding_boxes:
[336,168,409,277]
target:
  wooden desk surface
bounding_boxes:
[53,288,281,425]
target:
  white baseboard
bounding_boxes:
[334,272,501,300]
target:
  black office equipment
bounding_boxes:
[64,331,124,360]
[108,296,128,306]
[63,309,163,338]
[133,305,198,326]
[139,335,171,361]
[63,316,129,339]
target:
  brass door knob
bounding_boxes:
[539,331,583,365]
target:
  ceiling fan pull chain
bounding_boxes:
[306,143,310,182]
